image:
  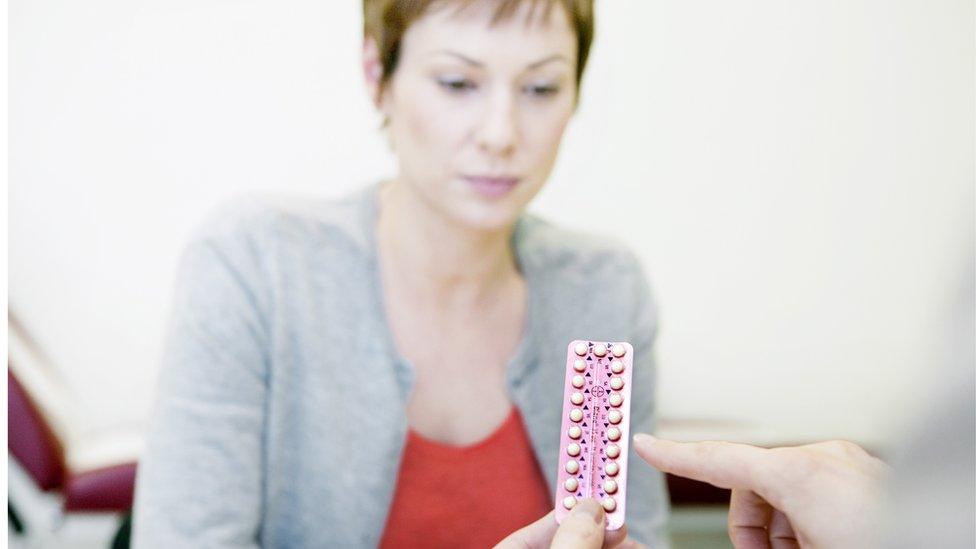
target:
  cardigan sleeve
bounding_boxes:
[133,231,270,548]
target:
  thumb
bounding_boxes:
[549,499,606,549]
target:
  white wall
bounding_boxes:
[10,0,974,452]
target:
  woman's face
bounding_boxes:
[373,2,579,231]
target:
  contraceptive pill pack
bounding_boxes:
[554,340,634,530]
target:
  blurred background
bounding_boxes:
[8,0,974,547]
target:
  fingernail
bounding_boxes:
[571,498,604,525]
[633,433,656,446]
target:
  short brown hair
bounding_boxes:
[363,0,594,93]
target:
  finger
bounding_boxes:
[550,499,606,549]
[728,489,772,549]
[769,510,799,549]
[602,522,628,549]
[633,434,771,491]
[494,511,558,549]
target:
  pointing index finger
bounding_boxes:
[632,434,774,493]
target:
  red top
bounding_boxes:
[378,407,553,548]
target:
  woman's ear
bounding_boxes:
[362,37,386,110]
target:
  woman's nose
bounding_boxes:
[475,90,518,158]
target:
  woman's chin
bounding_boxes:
[448,199,524,232]
[443,179,542,232]
[404,178,535,232]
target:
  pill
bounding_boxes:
[610,377,624,390]
[607,427,621,441]
[593,344,607,357]
[564,478,579,492]
[572,375,585,388]
[606,444,620,458]
[602,497,617,512]
[605,462,619,476]
[608,410,622,424]
[570,409,583,422]
[563,496,577,509]
[574,342,588,356]
[610,360,625,374]
[573,359,586,372]
[565,460,579,474]
[604,479,618,494]
[568,425,582,439]
[609,394,623,407]
[611,344,626,357]
[567,443,581,456]
[571,392,584,405]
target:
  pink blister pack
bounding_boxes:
[554,340,634,530]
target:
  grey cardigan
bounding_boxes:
[133,184,670,548]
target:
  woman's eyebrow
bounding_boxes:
[429,50,570,70]
[526,54,570,69]
[431,50,483,67]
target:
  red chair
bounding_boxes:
[8,368,136,546]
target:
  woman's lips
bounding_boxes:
[462,175,520,199]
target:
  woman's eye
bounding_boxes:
[525,84,560,97]
[437,77,477,93]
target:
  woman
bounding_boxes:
[133,0,670,547]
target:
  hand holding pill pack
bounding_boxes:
[554,340,634,530]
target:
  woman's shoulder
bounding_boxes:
[518,213,659,341]
[516,213,647,281]
[187,186,374,258]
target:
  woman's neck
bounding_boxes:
[376,179,520,308]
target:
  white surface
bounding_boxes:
[9,1,974,453]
